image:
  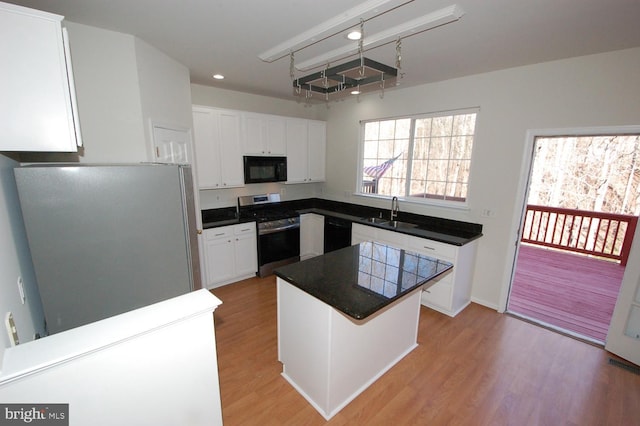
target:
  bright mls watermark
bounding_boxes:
[0,404,68,425]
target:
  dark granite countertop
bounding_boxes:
[201,197,483,245]
[274,241,453,320]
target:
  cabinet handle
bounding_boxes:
[240,228,251,232]
[423,246,435,251]
[197,229,203,235]
[214,232,225,237]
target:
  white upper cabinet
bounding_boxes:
[285,118,326,184]
[192,106,326,187]
[192,106,244,189]
[0,2,82,152]
[285,118,309,183]
[242,113,286,156]
[307,120,327,182]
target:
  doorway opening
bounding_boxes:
[507,133,640,344]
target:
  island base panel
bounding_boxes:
[277,278,421,420]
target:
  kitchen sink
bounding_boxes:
[387,220,419,229]
[360,217,419,230]
[361,217,389,224]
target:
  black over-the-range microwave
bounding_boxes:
[243,156,287,184]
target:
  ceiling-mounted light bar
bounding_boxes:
[295,4,464,71]
[258,0,414,62]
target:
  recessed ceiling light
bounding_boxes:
[212,74,225,80]
[347,30,362,40]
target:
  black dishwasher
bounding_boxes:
[324,216,352,253]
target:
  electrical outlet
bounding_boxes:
[481,208,496,218]
[5,312,19,346]
[17,276,25,304]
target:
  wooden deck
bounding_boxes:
[507,244,625,343]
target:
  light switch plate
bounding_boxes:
[17,276,25,304]
[5,312,19,346]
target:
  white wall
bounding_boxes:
[65,23,195,164]
[190,84,329,209]
[191,84,328,121]
[0,154,45,362]
[323,47,640,310]
[66,22,147,163]
[135,37,194,160]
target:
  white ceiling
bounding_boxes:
[7,0,640,100]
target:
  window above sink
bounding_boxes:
[357,108,478,209]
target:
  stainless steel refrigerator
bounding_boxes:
[14,163,202,334]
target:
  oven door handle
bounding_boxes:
[259,223,300,235]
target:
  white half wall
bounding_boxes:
[322,47,640,311]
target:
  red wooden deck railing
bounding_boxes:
[521,205,638,266]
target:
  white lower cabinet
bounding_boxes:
[351,223,478,317]
[351,223,372,245]
[300,213,324,260]
[203,222,257,289]
[234,225,258,277]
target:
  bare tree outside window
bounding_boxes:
[529,135,640,215]
[523,134,640,262]
[360,110,477,202]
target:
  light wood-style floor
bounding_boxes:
[211,276,640,425]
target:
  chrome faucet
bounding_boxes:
[391,196,399,221]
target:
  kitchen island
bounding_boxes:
[274,241,452,420]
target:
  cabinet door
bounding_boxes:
[307,121,326,182]
[243,113,266,154]
[234,232,257,277]
[300,214,314,259]
[376,227,407,248]
[192,108,221,188]
[1,3,80,152]
[204,234,235,288]
[285,118,309,183]
[243,114,286,156]
[352,223,375,245]
[300,213,324,259]
[218,111,244,187]
[265,116,286,155]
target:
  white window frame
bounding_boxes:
[356,107,479,210]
